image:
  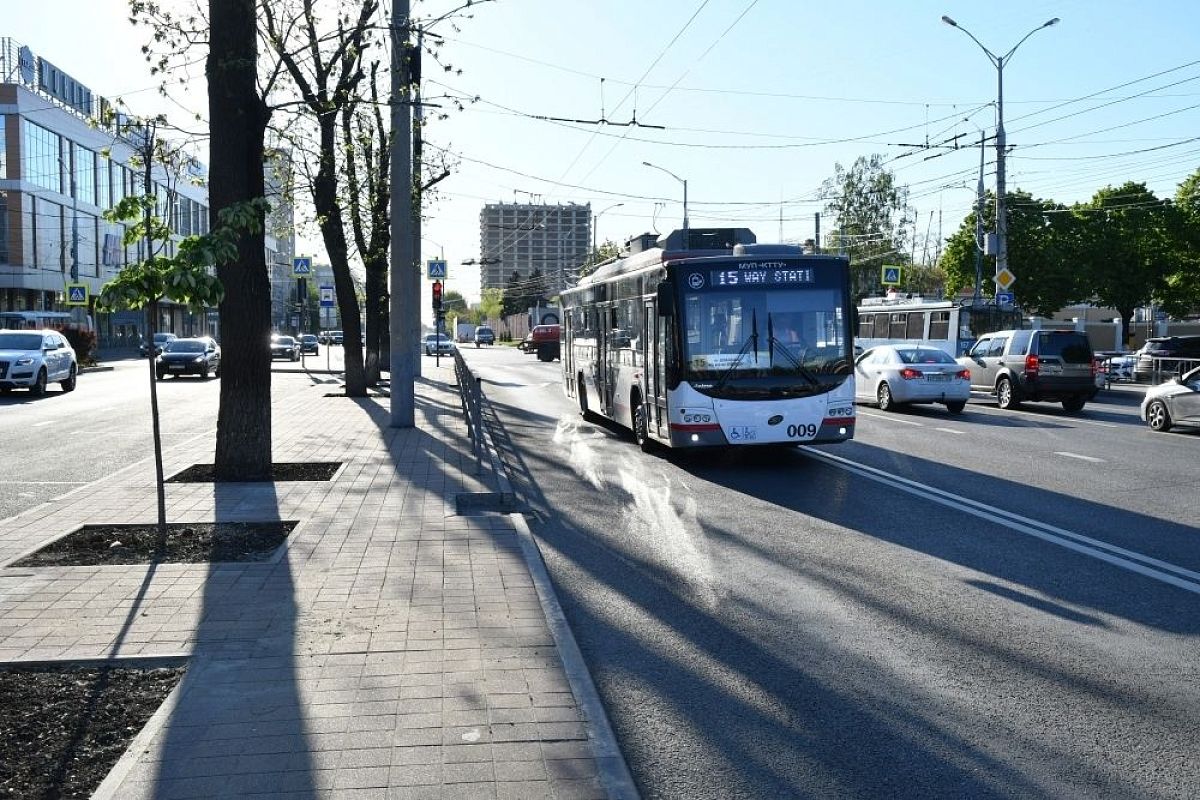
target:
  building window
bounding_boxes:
[73,142,95,208]
[22,120,62,193]
[95,154,111,210]
[34,197,65,270]
[0,190,8,265]
[0,117,7,179]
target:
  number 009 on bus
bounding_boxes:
[561,228,856,450]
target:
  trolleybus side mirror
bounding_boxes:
[656,283,674,316]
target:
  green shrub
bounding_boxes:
[57,326,98,366]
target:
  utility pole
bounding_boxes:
[411,25,424,380]
[389,0,415,427]
[814,212,821,252]
[973,130,986,304]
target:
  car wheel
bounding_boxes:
[877,382,894,411]
[945,400,966,414]
[996,376,1019,409]
[30,368,47,396]
[200,365,209,380]
[156,371,165,381]
[1146,400,1172,432]
[578,375,594,421]
[1061,396,1086,413]
[61,364,77,392]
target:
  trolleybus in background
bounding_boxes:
[0,310,95,333]
[561,227,856,450]
[854,295,1023,357]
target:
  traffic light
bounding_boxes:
[432,280,443,313]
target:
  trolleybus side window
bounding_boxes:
[905,312,926,339]
[929,311,950,341]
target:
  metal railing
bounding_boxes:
[1140,356,1200,385]
[452,348,484,471]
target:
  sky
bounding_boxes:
[7,0,1200,306]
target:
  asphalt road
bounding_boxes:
[0,351,341,522]
[461,345,1200,800]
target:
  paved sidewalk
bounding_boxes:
[0,366,619,799]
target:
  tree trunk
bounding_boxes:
[312,114,367,396]
[364,260,385,385]
[208,0,273,481]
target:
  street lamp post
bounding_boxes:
[642,161,688,248]
[942,14,1059,291]
[962,115,990,304]
[592,202,624,267]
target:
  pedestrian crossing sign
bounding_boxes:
[65,284,89,306]
[427,259,447,279]
[293,256,312,276]
[881,265,902,285]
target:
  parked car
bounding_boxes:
[1097,351,1136,383]
[1134,335,1200,383]
[854,345,970,414]
[1141,365,1200,432]
[0,328,78,395]
[329,330,344,345]
[473,326,495,347]
[156,337,221,380]
[423,333,454,356]
[270,334,301,361]
[139,332,177,357]
[299,334,320,355]
[957,329,1097,412]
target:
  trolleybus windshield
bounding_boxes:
[678,263,851,392]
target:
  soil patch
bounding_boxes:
[0,663,186,799]
[167,461,341,482]
[11,521,298,567]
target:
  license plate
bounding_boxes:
[925,373,949,382]
[1041,364,1062,375]
[728,426,758,442]
[169,365,185,370]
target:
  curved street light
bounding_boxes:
[642,161,689,246]
[592,202,624,261]
[942,15,1059,290]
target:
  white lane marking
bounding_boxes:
[935,427,965,435]
[801,447,1200,596]
[0,480,88,485]
[857,411,924,427]
[1055,451,1105,463]
[973,405,1121,429]
[33,420,55,427]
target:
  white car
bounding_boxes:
[854,344,970,413]
[1140,365,1200,432]
[423,334,454,356]
[0,329,78,395]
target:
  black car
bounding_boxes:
[270,335,301,361]
[1134,335,1200,383]
[139,332,177,357]
[156,338,221,380]
[957,328,1097,412]
[299,334,320,355]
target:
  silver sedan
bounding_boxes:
[1140,365,1200,432]
[854,344,971,414]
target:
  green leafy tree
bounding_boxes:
[580,239,621,278]
[821,154,913,300]
[1159,169,1200,318]
[479,287,503,322]
[97,122,265,536]
[941,191,1082,315]
[441,289,468,315]
[1075,183,1180,344]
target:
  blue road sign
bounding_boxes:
[427,259,447,279]
[65,284,88,305]
[996,292,1015,304]
[881,265,902,285]
[293,256,312,276]
[319,285,335,308]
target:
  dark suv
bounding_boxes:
[957,329,1097,412]
[1134,335,1200,383]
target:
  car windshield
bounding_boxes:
[165,340,206,353]
[0,333,43,351]
[302,335,317,342]
[153,333,174,343]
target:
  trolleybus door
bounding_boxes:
[646,300,666,437]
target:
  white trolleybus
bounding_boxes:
[854,294,1023,357]
[561,227,856,450]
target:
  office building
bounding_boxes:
[478,202,590,294]
[0,37,293,346]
